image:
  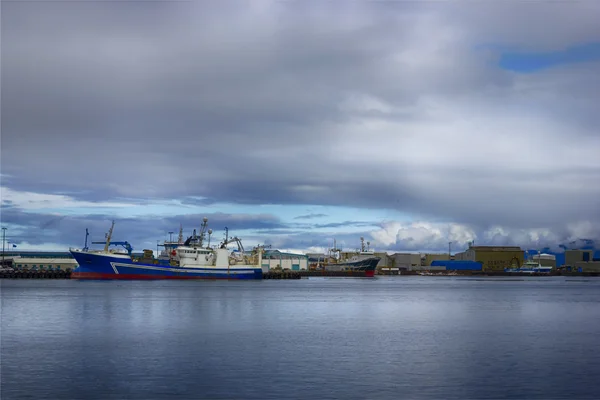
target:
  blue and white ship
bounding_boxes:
[504,252,553,274]
[70,219,264,280]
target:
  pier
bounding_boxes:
[0,270,72,279]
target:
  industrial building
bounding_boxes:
[1,251,78,271]
[423,253,451,267]
[454,245,524,272]
[389,253,422,270]
[563,250,600,273]
[431,260,483,271]
[262,250,309,271]
[530,253,556,268]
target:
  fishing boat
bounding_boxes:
[70,219,265,280]
[310,237,380,277]
[504,251,553,274]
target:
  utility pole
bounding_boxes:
[2,227,6,268]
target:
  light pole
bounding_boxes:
[2,227,6,268]
[448,241,452,259]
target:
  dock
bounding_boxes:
[1,270,72,279]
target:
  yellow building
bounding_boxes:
[564,250,600,273]
[455,245,523,272]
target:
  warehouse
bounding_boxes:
[563,250,600,273]
[430,260,483,271]
[4,251,79,271]
[262,250,309,272]
[423,253,450,267]
[453,245,523,272]
[390,253,422,271]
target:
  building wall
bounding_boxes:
[262,251,308,271]
[431,260,483,271]
[573,261,600,273]
[469,246,523,271]
[12,258,78,270]
[391,253,422,270]
[565,250,594,266]
[374,252,390,268]
[423,253,450,266]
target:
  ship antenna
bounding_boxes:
[178,224,183,244]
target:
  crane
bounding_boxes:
[91,241,133,256]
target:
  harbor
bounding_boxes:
[1,218,599,280]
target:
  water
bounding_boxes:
[2,277,600,399]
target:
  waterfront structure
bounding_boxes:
[430,260,483,271]
[423,253,451,267]
[454,245,524,272]
[389,253,421,271]
[533,253,556,268]
[563,250,600,273]
[1,251,78,271]
[262,250,309,271]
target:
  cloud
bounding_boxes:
[370,221,600,253]
[314,221,376,229]
[1,1,599,252]
[0,187,133,211]
[0,205,287,251]
[293,213,328,220]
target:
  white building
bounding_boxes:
[262,250,309,272]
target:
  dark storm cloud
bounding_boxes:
[2,0,600,248]
[1,207,286,249]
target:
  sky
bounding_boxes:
[1,1,600,255]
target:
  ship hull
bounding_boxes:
[322,257,380,277]
[70,251,262,280]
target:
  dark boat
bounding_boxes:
[309,237,380,277]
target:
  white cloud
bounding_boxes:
[370,220,598,252]
[1,187,134,210]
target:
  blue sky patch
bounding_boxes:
[498,42,600,73]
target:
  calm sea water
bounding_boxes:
[2,277,600,399]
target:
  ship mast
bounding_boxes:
[104,220,115,253]
[198,217,209,247]
[178,224,183,244]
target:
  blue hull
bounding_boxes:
[70,251,263,280]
